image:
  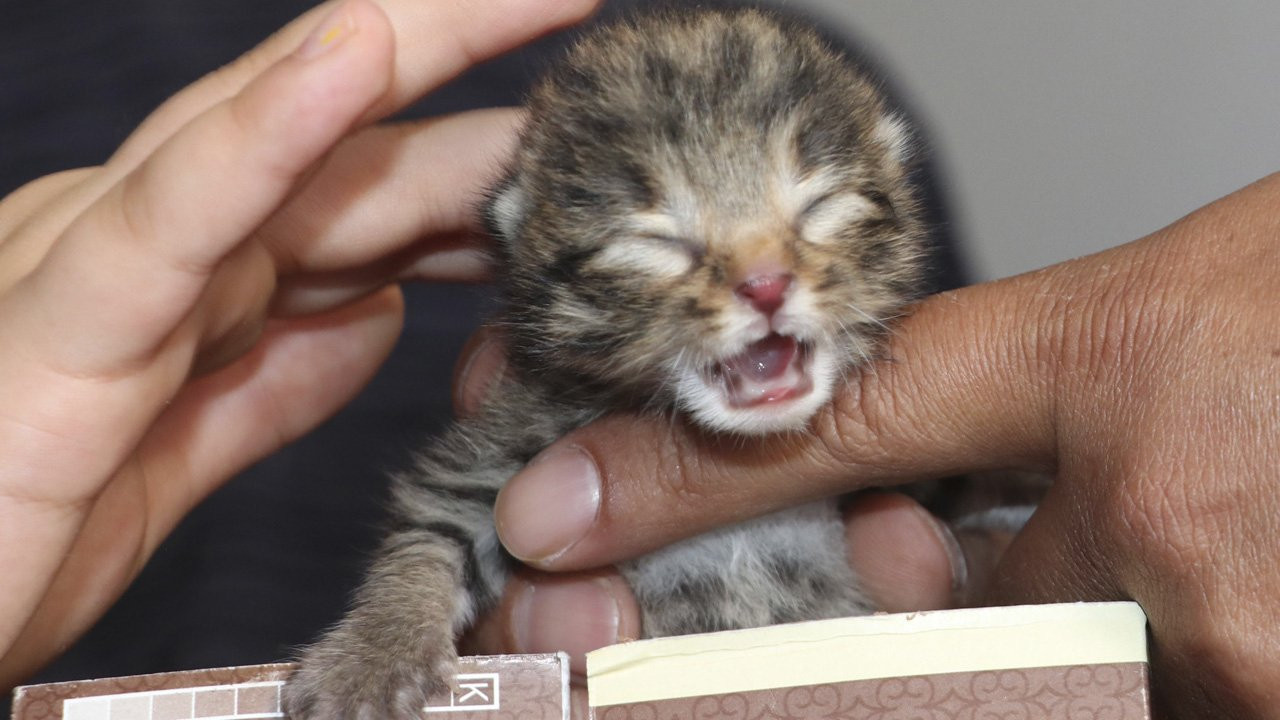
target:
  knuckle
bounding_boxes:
[816,363,924,482]
[114,167,160,246]
[222,87,268,157]
[0,168,92,223]
[581,415,710,510]
[648,429,717,504]
[113,165,214,278]
[822,375,895,471]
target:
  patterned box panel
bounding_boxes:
[13,657,568,720]
[591,663,1150,720]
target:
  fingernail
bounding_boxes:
[452,328,507,418]
[511,576,624,677]
[296,2,356,59]
[497,446,601,563]
[921,508,968,595]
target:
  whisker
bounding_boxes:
[843,302,890,331]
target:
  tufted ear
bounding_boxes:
[872,113,914,167]
[483,176,530,244]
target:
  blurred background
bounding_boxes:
[799,0,1280,280]
[3,0,1280,703]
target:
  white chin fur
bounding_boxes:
[676,343,839,435]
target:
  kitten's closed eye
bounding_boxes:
[636,232,705,259]
[586,210,706,277]
[799,191,840,218]
[797,191,881,245]
[590,235,697,277]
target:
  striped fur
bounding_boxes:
[286,8,932,719]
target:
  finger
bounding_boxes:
[3,0,600,296]
[5,0,394,379]
[0,170,98,313]
[842,493,964,612]
[462,569,640,680]
[0,168,92,249]
[0,287,404,687]
[570,689,590,720]
[948,523,1020,607]
[138,286,404,535]
[263,109,521,274]
[981,490,1113,609]
[493,264,1071,570]
[394,241,491,283]
[451,327,508,418]
[111,0,602,173]
[850,498,1019,611]
[264,109,521,316]
[269,230,489,317]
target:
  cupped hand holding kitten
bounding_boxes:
[484,173,1280,720]
[0,0,602,690]
[454,329,978,666]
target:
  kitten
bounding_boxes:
[285,7,928,719]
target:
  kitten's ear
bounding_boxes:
[483,176,529,244]
[873,113,914,167]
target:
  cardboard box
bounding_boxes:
[10,655,569,720]
[11,603,1150,720]
[587,602,1150,719]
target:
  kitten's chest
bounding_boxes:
[618,501,872,637]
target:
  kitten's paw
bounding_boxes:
[283,632,456,720]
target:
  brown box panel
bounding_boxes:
[12,656,568,720]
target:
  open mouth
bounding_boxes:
[709,333,815,408]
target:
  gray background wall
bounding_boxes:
[792,0,1280,281]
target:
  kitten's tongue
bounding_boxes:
[726,334,796,380]
[720,334,811,407]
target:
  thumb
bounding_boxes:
[493,262,1083,570]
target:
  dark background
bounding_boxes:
[1,0,963,712]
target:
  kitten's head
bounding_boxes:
[488,8,926,435]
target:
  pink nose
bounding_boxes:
[735,273,793,316]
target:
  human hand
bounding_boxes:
[454,332,988,711]
[480,174,1280,719]
[0,0,599,689]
